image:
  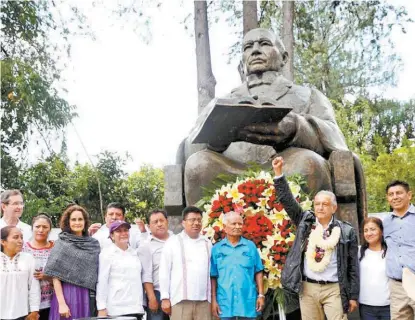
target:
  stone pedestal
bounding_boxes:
[164,164,184,216]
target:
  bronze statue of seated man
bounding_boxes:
[183,28,350,201]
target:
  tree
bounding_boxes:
[194,0,216,114]
[281,1,294,81]
[1,0,88,188]
[292,1,411,100]
[121,164,164,222]
[19,155,74,226]
[363,145,415,212]
[243,0,258,35]
[333,98,415,157]
[16,152,164,226]
[213,0,411,100]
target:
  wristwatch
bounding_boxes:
[258,294,265,298]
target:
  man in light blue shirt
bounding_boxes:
[210,211,264,320]
[383,180,415,320]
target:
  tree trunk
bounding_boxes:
[243,0,258,35]
[194,0,216,114]
[281,0,294,81]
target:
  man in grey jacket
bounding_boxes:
[272,157,359,320]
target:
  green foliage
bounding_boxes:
[123,164,164,222]
[0,0,89,188]
[15,152,164,226]
[19,155,74,226]
[292,1,411,99]
[363,146,415,212]
[334,98,415,157]
[213,0,411,100]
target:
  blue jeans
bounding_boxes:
[145,290,170,320]
[359,304,391,320]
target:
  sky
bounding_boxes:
[40,0,415,172]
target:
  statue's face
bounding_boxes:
[242,29,284,75]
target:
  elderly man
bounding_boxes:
[211,211,264,320]
[183,28,359,208]
[383,180,415,319]
[159,206,212,320]
[137,209,171,320]
[272,157,359,320]
[90,202,141,250]
[0,190,32,241]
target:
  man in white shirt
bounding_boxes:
[138,209,171,320]
[159,206,212,320]
[0,190,32,241]
[90,202,142,249]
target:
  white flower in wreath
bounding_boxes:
[228,187,244,201]
[256,197,268,208]
[288,181,301,197]
[262,235,276,249]
[300,198,313,211]
[267,211,286,225]
[204,226,216,240]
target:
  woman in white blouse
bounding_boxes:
[96,220,152,320]
[1,226,40,320]
[359,217,390,320]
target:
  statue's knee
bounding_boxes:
[185,151,214,180]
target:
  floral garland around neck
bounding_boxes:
[305,224,341,273]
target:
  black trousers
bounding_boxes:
[119,313,144,320]
[39,308,50,320]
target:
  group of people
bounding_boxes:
[1,157,414,320]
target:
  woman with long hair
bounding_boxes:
[44,205,100,320]
[1,226,40,320]
[359,217,390,320]
[23,214,55,320]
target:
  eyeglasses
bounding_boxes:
[7,202,24,207]
[185,218,202,224]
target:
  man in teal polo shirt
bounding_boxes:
[211,211,265,319]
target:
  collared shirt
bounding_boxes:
[383,204,415,279]
[96,243,152,316]
[210,237,263,318]
[303,217,339,282]
[0,218,32,241]
[159,231,212,306]
[93,224,141,250]
[0,252,40,319]
[137,234,169,291]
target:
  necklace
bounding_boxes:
[305,224,341,272]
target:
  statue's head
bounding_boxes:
[242,28,288,76]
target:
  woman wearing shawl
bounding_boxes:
[44,205,100,320]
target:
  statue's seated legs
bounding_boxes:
[184,147,332,205]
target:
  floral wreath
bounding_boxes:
[199,170,312,308]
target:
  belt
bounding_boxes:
[302,276,338,285]
[390,278,402,282]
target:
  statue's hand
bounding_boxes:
[239,113,297,146]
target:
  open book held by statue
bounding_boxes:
[190,97,292,146]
